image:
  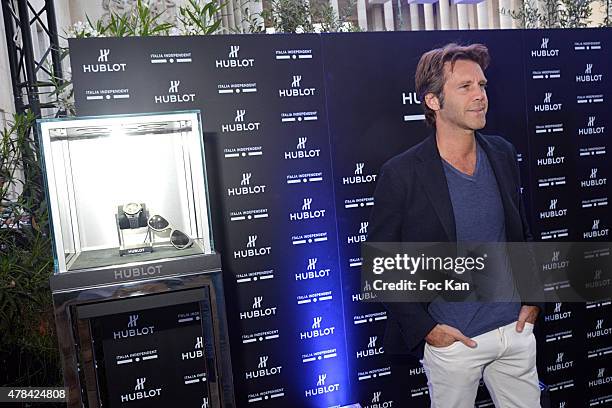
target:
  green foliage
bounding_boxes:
[257,0,358,33]
[178,0,224,35]
[0,112,59,387]
[505,0,592,29]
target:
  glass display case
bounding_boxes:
[38,111,213,273]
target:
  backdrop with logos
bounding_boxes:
[68,28,611,407]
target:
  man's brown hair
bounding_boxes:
[415,43,490,127]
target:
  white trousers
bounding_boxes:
[421,321,540,408]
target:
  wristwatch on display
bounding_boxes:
[123,202,143,229]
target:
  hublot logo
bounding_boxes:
[234,235,271,259]
[540,198,567,219]
[589,368,612,387]
[279,75,316,97]
[585,269,611,290]
[284,137,321,160]
[537,146,565,166]
[215,45,254,68]
[227,173,266,197]
[587,319,611,339]
[113,314,155,340]
[182,336,204,360]
[305,373,340,398]
[83,49,127,73]
[353,280,378,302]
[545,303,572,322]
[356,335,384,359]
[343,163,377,184]
[581,167,607,188]
[578,116,605,135]
[154,80,196,104]
[542,250,570,271]
[245,355,282,380]
[584,219,609,239]
[120,377,161,402]
[289,198,326,221]
[113,265,162,280]
[363,391,394,408]
[576,63,603,82]
[534,92,562,112]
[532,37,559,57]
[240,296,277,320]
[295,258,331,281]
[348,221,368,244]
[547,352,573,373]
[300,316,335,340]
[221,109,260,133]
[402,91,421,105]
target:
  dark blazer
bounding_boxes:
[368,132,542,359]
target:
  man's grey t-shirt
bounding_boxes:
[428,142,521,338]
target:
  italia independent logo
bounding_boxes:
[296,290,333,305]
[234,234,271,259]
[83,49,126,73]
[291,231,328,245]
[120,377,161,402]
[242,329,280,344]
[114,314,154,340]
[343,163,377,184]
[532,37,559,57]
[154,80,196,104]
[302,348,338,363]
[287,171,323,184]
[240,296,277,320]
[221,109,261,133]
[284,136,321,160]
[289,197,326,221]
[85,87,130,101]
[345,196,375,209]
[275,48,313,60]
[580,146,607,157]
[116,349,159,365]
[305,373,340,397]
[281,111,318,122]
[532,69,561,80]
[279,75,316,97]
[224,145,263,159]
[215,45,254,68]
[578,115,605,135]
[538,176,566,188]
[229,207,269,222]
[574,41,602,51]
[295,257,331,281]
[217,81,257,94]
[581,167,607,188]
[150,51,192,64]
[577,94,604,104]
[576,63,603,82]
[534,92,562,112]
[354,310,387,325]
[227,172,266,197]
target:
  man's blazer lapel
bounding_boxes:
[415,135,457,242]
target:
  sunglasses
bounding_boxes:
[146,214,194,250]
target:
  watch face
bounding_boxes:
[123,202,142,215]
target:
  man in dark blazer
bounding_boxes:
[368,43,542,407]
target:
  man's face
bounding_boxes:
[431,59,488,132]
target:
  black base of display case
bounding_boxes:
[51,253,235,408]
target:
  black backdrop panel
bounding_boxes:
[69,28,612,407]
